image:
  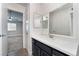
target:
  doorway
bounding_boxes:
[7,10,23,56]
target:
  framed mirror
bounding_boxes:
[49,4,73,36]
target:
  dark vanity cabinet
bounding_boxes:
[32,44,40,56]
[32,38,51,56]
[32,38,69,56]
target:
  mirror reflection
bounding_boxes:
[49,4,73,36]
[33,14,48,29]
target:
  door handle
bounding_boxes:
[0,35,6,37]
[0,35,2,37]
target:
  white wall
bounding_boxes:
[23,4,30,55]
[75,3,79,56]
[0,3,2,55]
[39,3,66,15]
[28,3,42,55]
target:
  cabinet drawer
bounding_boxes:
[35,40,52,55]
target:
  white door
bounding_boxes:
[0,3,8,56]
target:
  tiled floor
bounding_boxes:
[8,36,23,56]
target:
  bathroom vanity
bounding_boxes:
[32,38,69,56]
[32,33,78,56]
[32,3,78,56]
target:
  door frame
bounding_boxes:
[0,3,8,56]
[6,3,27,49]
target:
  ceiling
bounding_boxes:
[18,3,29,7]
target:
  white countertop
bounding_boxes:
[31,33,78,56]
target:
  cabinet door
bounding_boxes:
[35,39,52,55]
[40,50,49,56]
[52,49,68,56]
[32,44,40,56]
